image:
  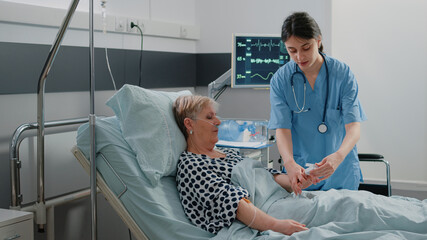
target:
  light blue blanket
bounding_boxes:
[213,159,427,240]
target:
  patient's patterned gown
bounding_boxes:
[176,148,280,233]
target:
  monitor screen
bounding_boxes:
[231,34,290,88]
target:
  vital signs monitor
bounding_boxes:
[231,34,290,88]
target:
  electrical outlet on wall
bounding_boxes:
[180,26,188,38]
[127,18,138,33]
[115,17,126,32]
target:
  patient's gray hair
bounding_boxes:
[173,95,218,139]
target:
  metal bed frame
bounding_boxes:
[71,146,149,240]
[9,118,92,239]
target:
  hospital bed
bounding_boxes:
[72,85,410,240]
[73,85,215,240]
[72,146,148,240]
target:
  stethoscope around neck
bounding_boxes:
[290,53,329,134]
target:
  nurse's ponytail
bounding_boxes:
[281,12,323,53]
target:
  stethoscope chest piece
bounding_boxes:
[318,123,328,134]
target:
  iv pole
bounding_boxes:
[89,0,98,239]
[35,0,97,237]
[36,0,97,238]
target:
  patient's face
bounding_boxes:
[193,104,221,147]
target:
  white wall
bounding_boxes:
[196,0,332,53]
[195,0,332,169]
[7,0,196,24]
[0,0,197,52]
[193,0,332,118]
[331,0,427,189]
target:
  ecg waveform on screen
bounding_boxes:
[236,72,274,81]
[251,39,281,51]
[234,36,289,87]
[237,39,281,52]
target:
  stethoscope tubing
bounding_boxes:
[291,81,307,113]
[290,53,329,133]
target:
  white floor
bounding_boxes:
[393,189,427,200]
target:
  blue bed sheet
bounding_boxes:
[77,116,427,240]
[213,159,427,240]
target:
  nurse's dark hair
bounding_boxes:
[281,12,323,52]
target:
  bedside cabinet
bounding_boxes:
[0,209,33,240]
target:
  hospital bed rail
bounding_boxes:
[32,0,99,236]
[10,117,89,208]
[9,117,90,239]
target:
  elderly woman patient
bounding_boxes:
[173,95,311,235]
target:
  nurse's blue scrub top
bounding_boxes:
[268,54,367,190]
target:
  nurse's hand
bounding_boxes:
[310,152,344,181]
[283,161,306,195]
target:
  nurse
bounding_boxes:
[268,12,367,194]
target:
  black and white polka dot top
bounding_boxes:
[176,148,280,234]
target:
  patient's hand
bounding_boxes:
[272,219,308,235]
[274,173,312,194]
[283,161,306,195]
[299,175,313,190]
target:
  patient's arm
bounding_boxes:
[236,198,308,235]
[274,173,312,193]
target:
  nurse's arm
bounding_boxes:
[276,129,305,194]
[338,121,361,159]
[276,128,294,164]
[312,122,361,180]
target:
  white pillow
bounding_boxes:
[106,84,191,186]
